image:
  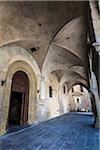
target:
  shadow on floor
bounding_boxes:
[6,124,31,134]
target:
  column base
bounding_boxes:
[0,122,7,135]
[0,128,6,135]
[95,117,100,128]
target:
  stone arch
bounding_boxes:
[1,61,37,133]
[0,45,41,134]
[68,82,92,112]
[68,82,89,93]
[0,45,40,80]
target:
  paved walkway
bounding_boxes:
[0,113,99,150]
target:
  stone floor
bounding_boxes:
[0,113,99,150]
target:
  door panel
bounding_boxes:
[7,71,29,128]
[9,92,22,126]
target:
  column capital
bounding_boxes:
[92,42,100,54]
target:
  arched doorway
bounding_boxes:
[7,71,29,128]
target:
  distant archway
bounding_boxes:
[68,83,92,112]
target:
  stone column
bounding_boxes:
[99,0,100,11]
[92,43,100,128]
[37,75,49,121]
[89,0,100,128]
[89,1,100,43]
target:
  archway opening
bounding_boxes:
[68,84,92,113]
[7,71,29,128]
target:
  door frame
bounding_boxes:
[2,61,38,134]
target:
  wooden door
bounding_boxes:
[8,71,29,128]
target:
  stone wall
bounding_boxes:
[0,45,70,135]
[0,45,40,134]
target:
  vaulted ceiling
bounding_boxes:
[0,1,89,89]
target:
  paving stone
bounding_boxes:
[0,113,99,150]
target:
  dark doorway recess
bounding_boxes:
[7,71,29,129]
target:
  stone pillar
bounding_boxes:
[58,85,63,115]
[93,43,100,92]
[37,75,49,121]
[99,0,100,11]
[89,0,100,128]
[92,43,100,128]
[89,1,100,43]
